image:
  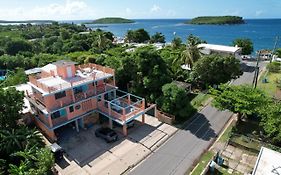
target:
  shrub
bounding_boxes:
[267,62,281,73]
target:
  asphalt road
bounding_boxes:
[129,61,267,175]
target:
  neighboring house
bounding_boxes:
[26,60,148,141]
[258,49,272,60]
[198,43,242,59]
[252,147,281,175]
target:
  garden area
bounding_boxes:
[258,61,281,99]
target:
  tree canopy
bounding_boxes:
[125,29,150,43]
[156,83,194,120]
[233,38,254,55]
[0,87,24,129]
[211,85,268,117]
[191,54,242,85]
[131,46,172,102]
[150,32,165,43]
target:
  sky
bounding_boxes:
[0,0,280,20]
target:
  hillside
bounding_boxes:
[186,16,244,25]
[85,17,135,24]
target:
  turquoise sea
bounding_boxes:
[80,19,281,52]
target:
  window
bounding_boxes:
[74,85,88,94]
[51,111,60,119]
[69,106,74,113]
[75,104,81,110]
[51,109,66,119]
[55,91,66,99]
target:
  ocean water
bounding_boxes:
[84,19,281,52]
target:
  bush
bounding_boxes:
[267,62,281,73]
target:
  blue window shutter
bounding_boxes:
[60,109,67,116]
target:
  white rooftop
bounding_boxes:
[25,67,41,75]
[252,147,281,175]
[41,64,57,73]
[198,43,241,54]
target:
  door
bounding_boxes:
[67,66,72,78]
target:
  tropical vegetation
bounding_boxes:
[233,38,254,55]
[0,88,54,174]
[187,16,244,25]
[84,17,135,24]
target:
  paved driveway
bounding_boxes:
[54,115,177,175]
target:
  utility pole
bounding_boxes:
[270,36,280,63]
[252,51,260,88]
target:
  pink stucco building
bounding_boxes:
[26,60,147,141]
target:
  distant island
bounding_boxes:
[0,20,55,24]
[186,16,244,25]
[84,17,135,24]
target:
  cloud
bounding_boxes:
[126,8,132,14]
[150,5,161,13]
[0,0,95,20]
[255,10,263,16]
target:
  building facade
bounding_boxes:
[26,60,147,141]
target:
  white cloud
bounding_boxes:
[126,8,132,14]
[255,10,263,16]
[0,0,95,20]
[150,4,161,13]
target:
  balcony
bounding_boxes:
[97,90,145,122]
[51,116,68,128]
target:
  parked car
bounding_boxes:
[95,127,119,143]
[114,120,135,128]
[50,143,64,162]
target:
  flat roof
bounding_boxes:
[25,68,41,75]
[198,43,241,53]
[252,147,281,175]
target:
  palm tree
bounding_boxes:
[97,33,111,52]
[0,129,25,154]
[0,127,43,155]
[173,34,203,69]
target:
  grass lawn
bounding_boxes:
[190,93,211,110]
[257,71,281,97]
[189,151,214,175]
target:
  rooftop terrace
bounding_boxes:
[29,63,115,95]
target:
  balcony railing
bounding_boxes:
[97,91,145,122]
[51,116,68,127]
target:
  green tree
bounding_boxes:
[156,83,194,120]
[0,127,43,156]
[259,102,281,144]
[233,38,253,55]
[150,32,165,43]
[211,85,268,119]
[267,61,281,73]
[9,147,54,175]
[276,48,281,58]
[174,34,203,69]
[0,68,28,87]
[171,37,182,49]
[125,29,150,43]
[0,87,24,129]
[192,54,242,85]
[131,47,171,102]
[5,39,33,56]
